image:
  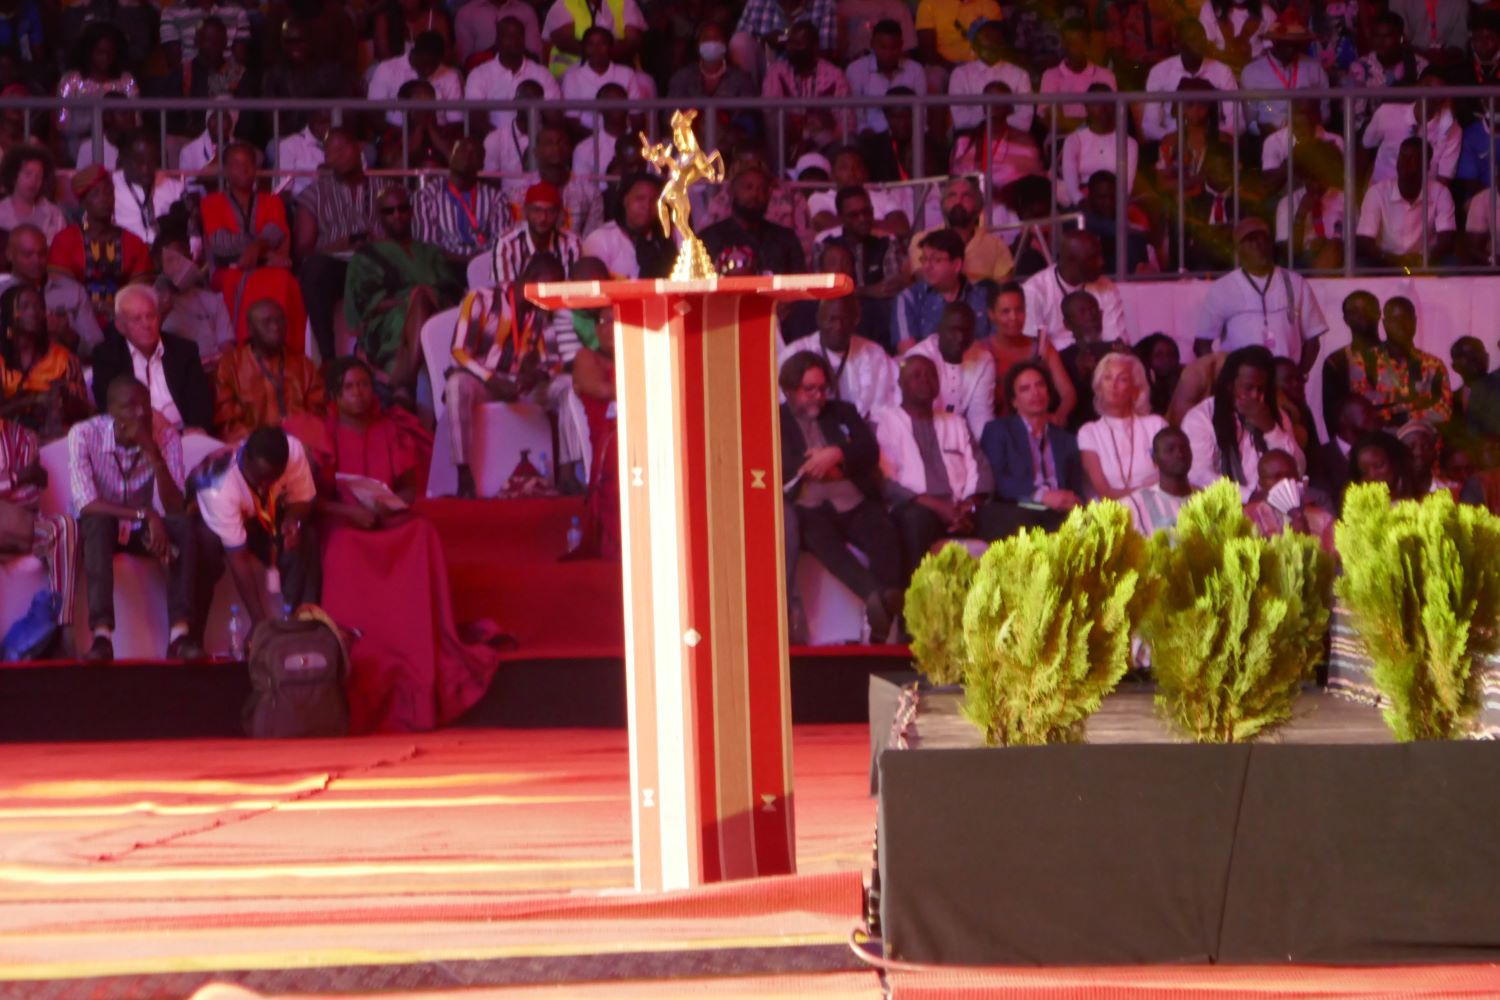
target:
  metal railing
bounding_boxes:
[17,84,1500,281]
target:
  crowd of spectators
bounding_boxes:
[2,0,1500,658]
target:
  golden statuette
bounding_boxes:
[640,109,725,280]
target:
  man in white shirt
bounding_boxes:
[454,0,542,65]
[780,296,898,418]
[1037,19,1117,132]
[1356,135,1457,267]
[847,19,927,135]
[901,302,996,441]
[1022,229,1128,350]
[1360,73,1461,184]
[560,27,647,131]
[91,285,215,433]
[1181,346,1304,499]
[367,31,464,126]
[1194,218,1327,373]
[177,107,236,193]
[113,133,187,246]
[273,109,330,197]
[465,15,561,132]
[542,0,646,76]
[948,19,1033,132]
[1260,100,1344,174]
[1238,12,1330,135]
[1138,19,1241,141]
[193,426,321,627]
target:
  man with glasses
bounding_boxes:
[343,187,463,402]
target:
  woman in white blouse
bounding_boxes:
[1060,84,1139,206]
[1078,352,1168,498]
[0,143,64,242]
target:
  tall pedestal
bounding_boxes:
[528,274,853,891]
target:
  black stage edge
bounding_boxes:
[0,649,910,741]
[878,742,1500,965]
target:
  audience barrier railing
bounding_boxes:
[13,86,1500,282]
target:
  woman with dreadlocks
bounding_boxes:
[1179,345,1304,500]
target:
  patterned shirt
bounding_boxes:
[1344,344,1453,427]
[489,224,583,286]
[1344,52,1428,130]
[413,178,510,257]
[0,419,40,507]
[295,174,395,254]
[66,412,184,515]
[159,3,251,64]
[736,0,838,53]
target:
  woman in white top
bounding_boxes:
[0,144,64,242]
[581,173,674,279]
[1078,352,1168,498]
[55,24,138,158]
[1060,85,1139,205]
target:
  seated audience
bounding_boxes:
[1361,295,1453,427]
[1453,336,1500,436]
[902,302,996,442]
[1243,448,1336,551]
[894,229,990,353]
[1138,20,1240,142]
[948,19,1033,133]
[1239,13,1329,137]
[156,243,235,370]
[214,299,326,444]
[762,20,853,147]
[414,137,509,262]
[0,225,101,361]
[1194,218,1327,373]
[1345,11,1427,134]
[1310,395,1379,513]
[492,181,584,285]
[202,141,306,351]
[1170,142,1238,272]
[1355,137,1456,269]
[507,122,604,239]
[68,376,206,662]
[949,83,1045,192]
[667,21,756,122]
[1123,426,1197,536]
[1361,70,1460,184]
[1104,0,1176,92]
[1320,290,1383,432]
[1134,333,1183,417]
[56,22,139,160]
[0,143,64,241]
[1078,352,1168,499]
[0,414,76,636]
[315,357,502,734]
[1261,101,1344,187]
[193,425,321,626]
[702,161,808,279]
[780,351,903,641]
[1273,141,1346,271]
[1153,79,1222,204]
[367,31,463,127]
[874,354,984,579]
[1348,430,1418,499]
[375,79,459,172]
[1037,20,1116,133]
[92,285,213,433]
[273,107,331,199]
[445,253,569,498]
[1396,419,1440,494]
[780,297,897,419]
[808,149,909,239]
[907,177,1014,286]
[847,19,928,136]
[1060,91,1138,207]
[1182,346,1304,499]
[1275,356,1318,448]
[1198,0,1274,71]
[571,83,635,183]
[0,283,89,436]
[561,29,646,133]
[294,127,394,363]
[978,359,1084,537]
[581,173,674,281]
[48,165,153,331]
[987,282,1076,425]
[1022,230,1126,350]
[465,16,559,135]
[113,132,186,248]
[1080,172,1158,279]
[345,187,464,398]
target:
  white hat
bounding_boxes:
[788,152,832,180]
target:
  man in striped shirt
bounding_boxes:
[490,181,583,286]
[1123,426,1197,536]
[67,377,209,662]
[414,137,509,262]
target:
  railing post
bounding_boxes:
[1114,96,1127,282]
[1421,95,1430,272]
[1176,95,1186,274]
[1343,93,1356,277]
[1490,96,1497,267]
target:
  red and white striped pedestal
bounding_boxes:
[528,274,853,891]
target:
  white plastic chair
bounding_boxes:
[467,251,494,291]
[795,551,870,646]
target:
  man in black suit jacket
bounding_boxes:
[1309,394,1379,513]
[780,350,903,641]
[92,285,214,433]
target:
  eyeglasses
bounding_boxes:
[796,382,830,394]
[381,204,412,215]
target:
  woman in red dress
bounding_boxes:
[200,142,308,354]
[316,358,502,733]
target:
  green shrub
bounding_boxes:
[960,501,1153,746]
[905,542,979,686]
[1335,485,1500,740]
[1141,481,1334,743]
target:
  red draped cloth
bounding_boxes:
[201,191,308,354]
[317,411,500,733]
[579,387,619,560]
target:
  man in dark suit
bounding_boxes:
[780,350,903,641]
[1309,394,1379,513]
[91,285,214,433]
[978,358,1086,538]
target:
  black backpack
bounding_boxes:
[243,615,350,739]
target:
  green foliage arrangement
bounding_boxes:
[960,501,1153,746]
[904,542,979,686]
[1335,484,1500,741]
[1141,481,1335,743]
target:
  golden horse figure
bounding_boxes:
[640,110,725,280]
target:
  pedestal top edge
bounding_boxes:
[524,273,854,308]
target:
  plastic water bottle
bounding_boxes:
[566,515,583,553]
[281,602,293,622]
[227,604,245,660]
[538,450,551,480]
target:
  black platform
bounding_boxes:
[876,694,1500,965]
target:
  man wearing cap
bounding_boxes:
[492,181,584,285]
[47,165,154,332]
[1238,12,1329,137]
[1194,217,1327,375]
[0,224,103,361]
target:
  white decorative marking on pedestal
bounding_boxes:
[750,469,767,489]
[631,466,644,487]
[761,794,777,812]
[643,789,655,808]
[675,301,692,316]
[684,629,701,647]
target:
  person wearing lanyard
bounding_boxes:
[212,298,328,443]
[414,137,507,262]
[1238,12,1329,138]
[112,133,186,246]
[1194,218,1328,375]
